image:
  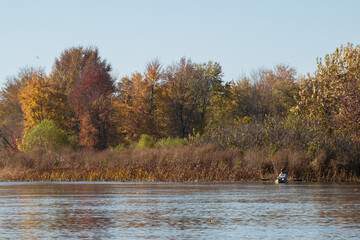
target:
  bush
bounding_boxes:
[109,143,127,153]
[19,119,70,153]
[135,134,156,149]
[68,135,80,150]
[155,137,187,148]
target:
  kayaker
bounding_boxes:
[278,169,287,180]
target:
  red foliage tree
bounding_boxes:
[70,59,114,149]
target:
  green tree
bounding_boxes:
[19,119,70,153]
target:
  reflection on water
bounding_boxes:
[0,182,359,239]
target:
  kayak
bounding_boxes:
[275,178,288,184]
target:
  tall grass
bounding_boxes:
[0,143,358,182]
[0,145,258,182]
[134,135,188,149]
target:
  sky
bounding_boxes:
[1,0,359,86]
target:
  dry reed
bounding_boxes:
[0,144,358,182]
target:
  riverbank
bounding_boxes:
[0,145,358,182]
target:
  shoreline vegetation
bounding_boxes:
[1,44,360,182]
[1,137,359,182]
[0,150,358,182]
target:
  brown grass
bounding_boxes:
[0,145,358,182]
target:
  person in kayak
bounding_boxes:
[277,169,287,181]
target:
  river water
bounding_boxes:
[0,182,359,239]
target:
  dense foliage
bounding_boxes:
[19,119,71,153]
[1,44,359,181]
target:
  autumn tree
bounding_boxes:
[207,64,298,128]
[113,59,162,143]
[19,71,71,132]
[205,81,232,129]
[115,75,155,142]
[156,58,223,138]
[340,77,360,137]
[144,59,162,118]
[0,67,40,149]
[208,76,255,127]
[49,46,109,135]
[295,43,360,137]
[70,57,114,149]
[216,68,274,123]
[260,64,299,118]
[193,61,224,132]
[50,46,103,95]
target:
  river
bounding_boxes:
[0,182,359,239]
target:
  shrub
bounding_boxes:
[155,137,187,148]
[19,119,70,153]
[135,134,156,149]
[68,135,80,150]
[109,143,127,153]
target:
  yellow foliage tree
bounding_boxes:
[19,71,75,133]
[295,43,360,136]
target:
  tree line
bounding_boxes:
[0,44,359,153]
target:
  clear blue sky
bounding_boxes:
[1,0,359,86]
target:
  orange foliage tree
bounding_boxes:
[114,59,162,143]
